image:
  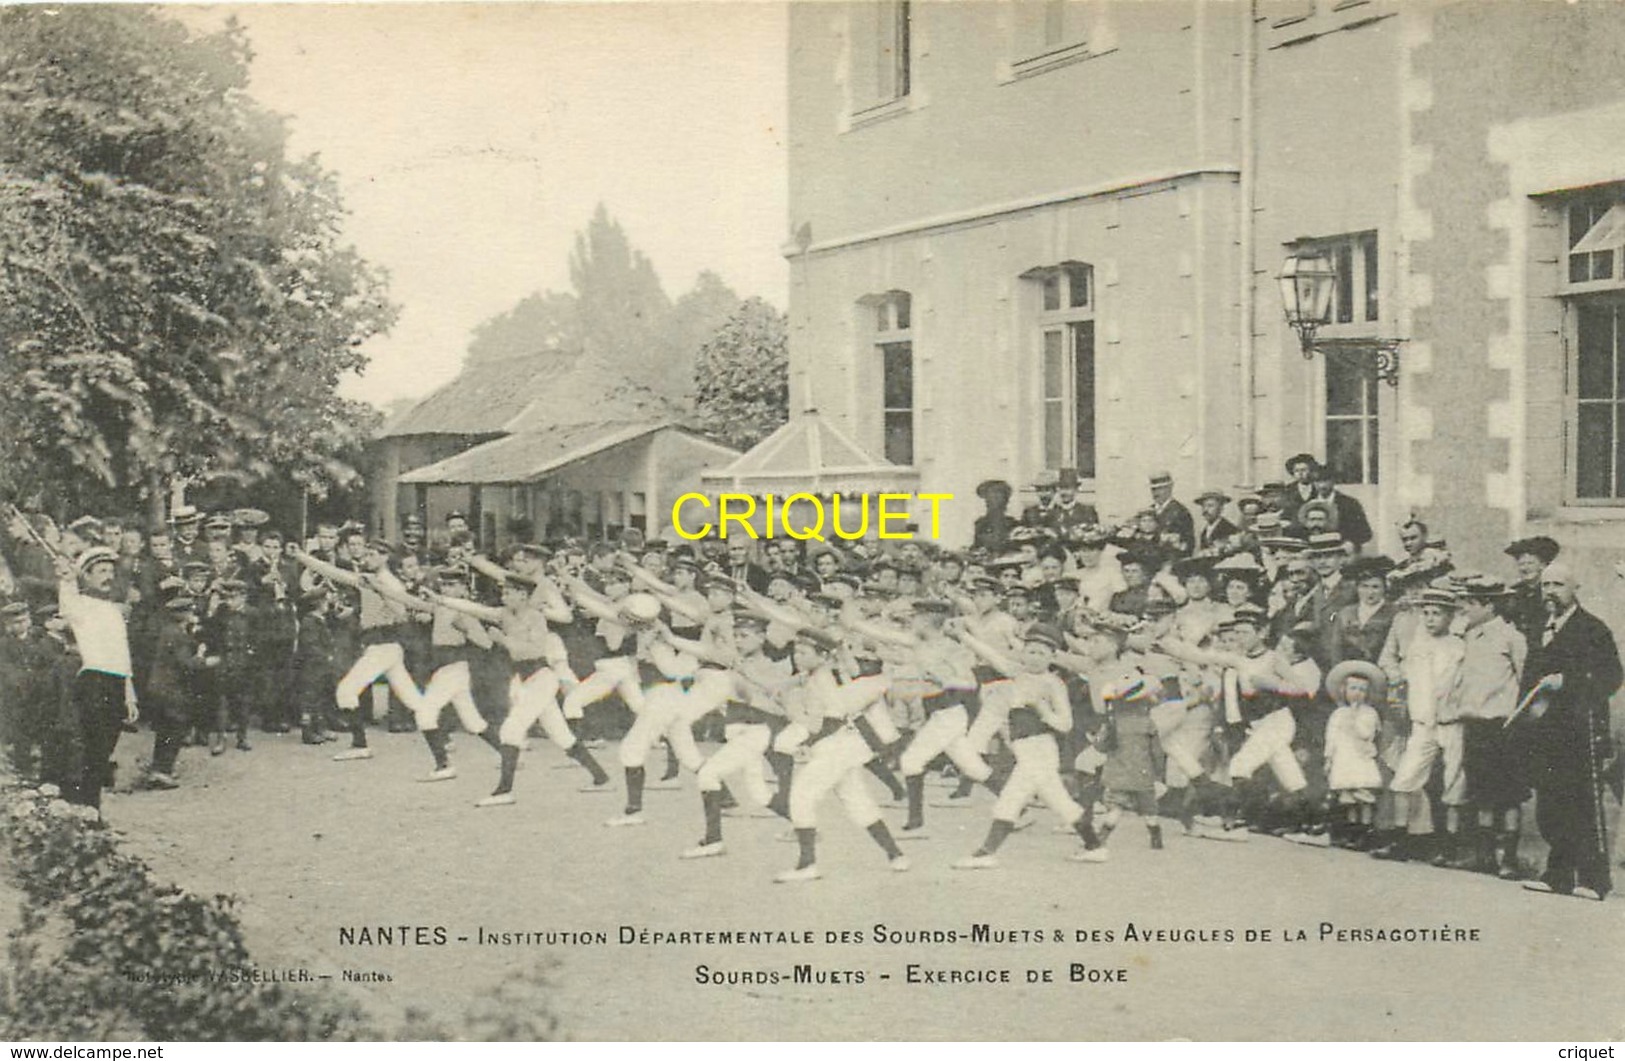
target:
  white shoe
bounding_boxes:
[332,748,373,762]
[951,854,999,870]
[475,793,516,808]
[1572,886,1604,902]
[681,841,726,860]
[1070,847,1110,863]
[419,767,457,783]
[605,812,647,828]
[888,855,911,873]
[1283,830,1331,848]
[897,824,931,842]
[775,828,799,843]
[774,864,822,883]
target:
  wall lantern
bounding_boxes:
[1277,251,1404,387]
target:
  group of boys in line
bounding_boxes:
[1,453,1617,898]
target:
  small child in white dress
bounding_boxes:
[1323,659,1388,849]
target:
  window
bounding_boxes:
[1566,193,1625,289]
[1017,0,1089,56]
[870,291,914,465]
[852,1,911,114]
[1007,0,1105,79]
[1292,231,1382,484]
[1569,298,1625,500]
[1555,186,1625,502]
[1027,263,1095,477]
[1324,352,1379,485]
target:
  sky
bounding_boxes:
[197,2,790,409]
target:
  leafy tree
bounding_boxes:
[0,6,397,520]
[462,208,750,404]
[464,290,580,366]
[692,297,788,450]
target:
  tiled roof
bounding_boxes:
[379,355,681,439]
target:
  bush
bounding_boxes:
[0,784,372,1040]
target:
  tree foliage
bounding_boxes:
[692,297,789,451]
[463,207,745,404]
[0,7,397,516]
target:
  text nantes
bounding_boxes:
[672,492,952,542]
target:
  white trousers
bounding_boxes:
[1228,708,1306,792]
[336,642,423,713]
[499,667,576,750]
[789,729,881,830]
[415,661,488,734]
[618,683,702,771]
[1389,720,1465,803]
[696,722,773,801]
[991,733,1083,823]
[898,705,991,781]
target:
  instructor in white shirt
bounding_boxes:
[56,545,139,812]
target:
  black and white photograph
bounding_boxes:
[1,0,1623,1044]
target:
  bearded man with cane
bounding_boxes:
[1519,562,1621,901]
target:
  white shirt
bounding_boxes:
[60,578,131,678]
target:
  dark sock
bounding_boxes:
[1073,816,1101,849]
[423,729,449,770]
[625,765,646,815]
[904,772,926,828]
[1148,823,1164,850]
[866,758,906,801]
[567,741,609,784]
[977,818,1016,857]
[767,752,794,815]
[478,727,502,751]
[795,827,817,869]
[867,820,903,860]
[494,745,519,794]
[701,789,723,845]
[661,741,680,781]
[348,709,368,749]
[985,759,1014,796]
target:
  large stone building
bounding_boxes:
[774,0,1625,615]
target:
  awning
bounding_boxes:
[701,410,917,495]
[398,421,666,485]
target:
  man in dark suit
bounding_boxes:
[1044,468,1098,541]
[1311,466,1373,552]
[1148,470,1194,558]
[1020,471,1057,528]
[1192,489,1240,557]
[1520,562,1620,900]
[1283,453,1319,530]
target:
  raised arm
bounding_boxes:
[563,576,621,623]
[291,547,364,590]
[951,626,1019,678]
[430,592,505,625]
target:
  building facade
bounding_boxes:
[783,0,1625,621]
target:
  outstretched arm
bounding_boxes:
[290,547,364,590]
